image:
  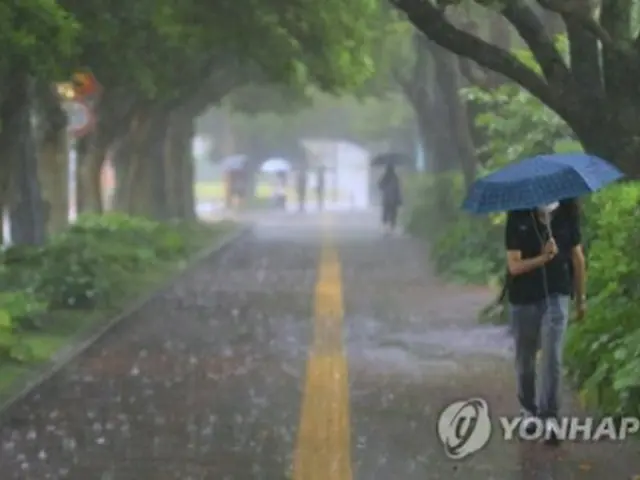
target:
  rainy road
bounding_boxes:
[0,212,638,479]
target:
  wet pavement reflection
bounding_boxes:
[0,211,638,479]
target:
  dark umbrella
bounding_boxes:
[370,152,412,167]
[461,152,623,215]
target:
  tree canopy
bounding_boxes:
[391,0,640,176]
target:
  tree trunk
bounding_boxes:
[112,137,136,212]
[165,111,196,219]
[112,108,174,219]
[180,118,196,219]
[37,97,69,235]
[406,34,459,175]
[576,119,640,178]
[76,132,108,214]
[2,75,46,245]
[149,115,170,220]
[113,116,152,216]
[430,41,477,187]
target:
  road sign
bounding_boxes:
[62,100,94,137]
[72,71,101,98]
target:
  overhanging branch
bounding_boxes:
[391,0,564,113]
[536,0,620,51]
[499,1,572,88]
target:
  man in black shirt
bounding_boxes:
[505,199,586,445]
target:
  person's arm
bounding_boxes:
[569,219,586,303]
[571,246,586,299]
[505,214,554,276]
[507,250,553,276]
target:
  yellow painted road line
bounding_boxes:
[293,216,352,480]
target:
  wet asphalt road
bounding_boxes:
[0,211,638,479]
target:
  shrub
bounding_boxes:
[564,183,640,416]
[0,292,46,362]
[32,214,192,308]
[403,172,504,284]
[0,213,229,372]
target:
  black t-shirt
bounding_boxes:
[505,210,580,305]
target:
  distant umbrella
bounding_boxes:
[370,152,412,167]
[219,154,247,171]
[261,158,291,173]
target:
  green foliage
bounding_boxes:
[405,53,640,416]
[403,172,504,285]
[34,213,188,308]
[460,42,576,170]
[462,84,575,169]
[0,0,78,80]
[0,291,47,362]
[58,0,382,108]
[0,214,226,367]
[564,184,640,416]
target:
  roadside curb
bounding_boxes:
[0,223,252,417]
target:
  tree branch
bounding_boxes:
[499,1,573,89]
[391,0,564,115]
[536,0,622,52]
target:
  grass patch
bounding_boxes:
[0,218,237,404]
[195,182,276,200]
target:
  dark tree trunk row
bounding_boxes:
[111,107,196,220]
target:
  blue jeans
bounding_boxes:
[509,295,569,418]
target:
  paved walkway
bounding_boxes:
[0,212,638,479]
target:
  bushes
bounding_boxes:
[564,184,640,416]
[403,172,504,285]
[0,213,231,367]
[403,174,640,417]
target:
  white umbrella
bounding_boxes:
[220,154,247,171]
[261,158,291,173]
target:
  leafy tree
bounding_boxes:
[0,0,78,244]
[461,46,578,171]
[9,0,382,227]
[392,0,640,177]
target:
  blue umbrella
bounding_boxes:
[462,153,624,214]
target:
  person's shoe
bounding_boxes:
[519,408,539,439]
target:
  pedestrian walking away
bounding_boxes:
[316,166,326,211]
[377,164,403,233]
[504,199,586,446]
[296,169,307,212]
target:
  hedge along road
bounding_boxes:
[0,212,639,479]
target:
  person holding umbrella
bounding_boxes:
[504,198,585,445]
[377,163,403,233]
[462,152,623,446]
[371,153,410,233]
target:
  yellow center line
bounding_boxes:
[292,214,352,480]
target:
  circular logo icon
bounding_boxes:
[436,397,492,459]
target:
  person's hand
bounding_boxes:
[542,238,558,259]
[574,297,586,321]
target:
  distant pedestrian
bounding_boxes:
[296,169,307,212]
[274,171,287,209]
[316,166,326,210]
[377,164,402,233]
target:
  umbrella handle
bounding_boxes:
[542,210,553,237]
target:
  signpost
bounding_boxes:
[61,100,93,222]
[52,70,101,222]
[62,100,94,137]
